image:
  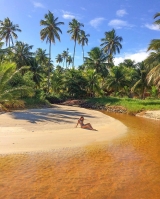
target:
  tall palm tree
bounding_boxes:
[79,30,90,62]
[40,10,64,93]
[100,29,123,64]
[62,50,68,68]
[67,19,84,67]
[0,17,21,47]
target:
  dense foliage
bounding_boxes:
[0,11,159,110]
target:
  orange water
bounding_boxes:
[0,113,160,199]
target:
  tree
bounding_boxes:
[62,49,68,68]
[40,10,64,93]
[84,47,108,79]
[9,41,33,69]
[35,48,48,65]
[55,54,63,65]
[67,19,84,67]
[153,12,160,27]
[0,17,21,47]
[66,55,72,68]
[131,62,150,99]
[0,62,33,106]
[105,66,129,96]
[79,30,90,62]
[100,29,123,65]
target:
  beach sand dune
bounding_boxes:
[0,105,127,154]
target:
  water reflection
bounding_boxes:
[0,113,160,199]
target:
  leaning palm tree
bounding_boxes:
[79,30,90,62]
[0,17,21,47]
[40,10,64,93]
[67,19,84,67]
[100,29,123,65]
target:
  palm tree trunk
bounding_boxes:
[82,45,84,63]
[72,39,76,68]
[48,40,51,93]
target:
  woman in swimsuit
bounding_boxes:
[75,116,94,130]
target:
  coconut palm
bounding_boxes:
[55,54,63,65]
[84,47,108,79]
[131,62,150,99]
[0,62,33,104]
[66,55,72,68]
[40,10,64,93]
[10,41,33,69]
[100,29,123,65]
[62,49,69,68]
[105,66,129,96]
[79,30,90,62]
[67,19,84,67]
[153,12,160,26]
[0,17,21,47]
[35,48,48,65]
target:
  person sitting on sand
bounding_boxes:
[75,116,94,130]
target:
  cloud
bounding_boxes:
[81,7,86,11]
[116,9,127,17]
[33,1,45,8]
[61,11,76,19]
[108,19,132,29]
[89,17,105,28]
[114,49,149,65]
[145,23,160,31]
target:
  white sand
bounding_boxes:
[0,105,127,154]
[136,110,160,120]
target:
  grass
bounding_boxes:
[23,97,51,109]
[87,97,160,114]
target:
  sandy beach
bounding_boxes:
[0,105,127,154]
[136,110,160,120]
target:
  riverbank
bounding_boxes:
[0,105,127,155]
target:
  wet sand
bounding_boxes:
[0,105,127,154]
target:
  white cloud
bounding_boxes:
[62,11,75,19]
[108,19,132,29]
[33,1,45,8]
[145,23,160,31]
[81,7,86,11]
[116,9,127,17]
[114,49,149,65]
[90,17,105,28]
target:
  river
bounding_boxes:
[0,112,160,199]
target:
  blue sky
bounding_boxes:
[0,0,160,66]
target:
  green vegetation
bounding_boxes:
[87,97,160,114]
[0,11,159,112]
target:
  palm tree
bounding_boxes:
[79,30,90,62]
[153,12,160,26]
[10,41,33,69]
[55,54,63,65]
[105,66,129,96]
[0,62,33,105]
[0,17,21,47]
[67,19,84,67]
[100,29,123,65]
[84,47,108,79]
[35,48,48,65]
[66,55,72,68]
[62,50,68,68]
[40,10,64,93]
[131,62,150,99]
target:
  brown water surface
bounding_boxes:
[0,113,160,199]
